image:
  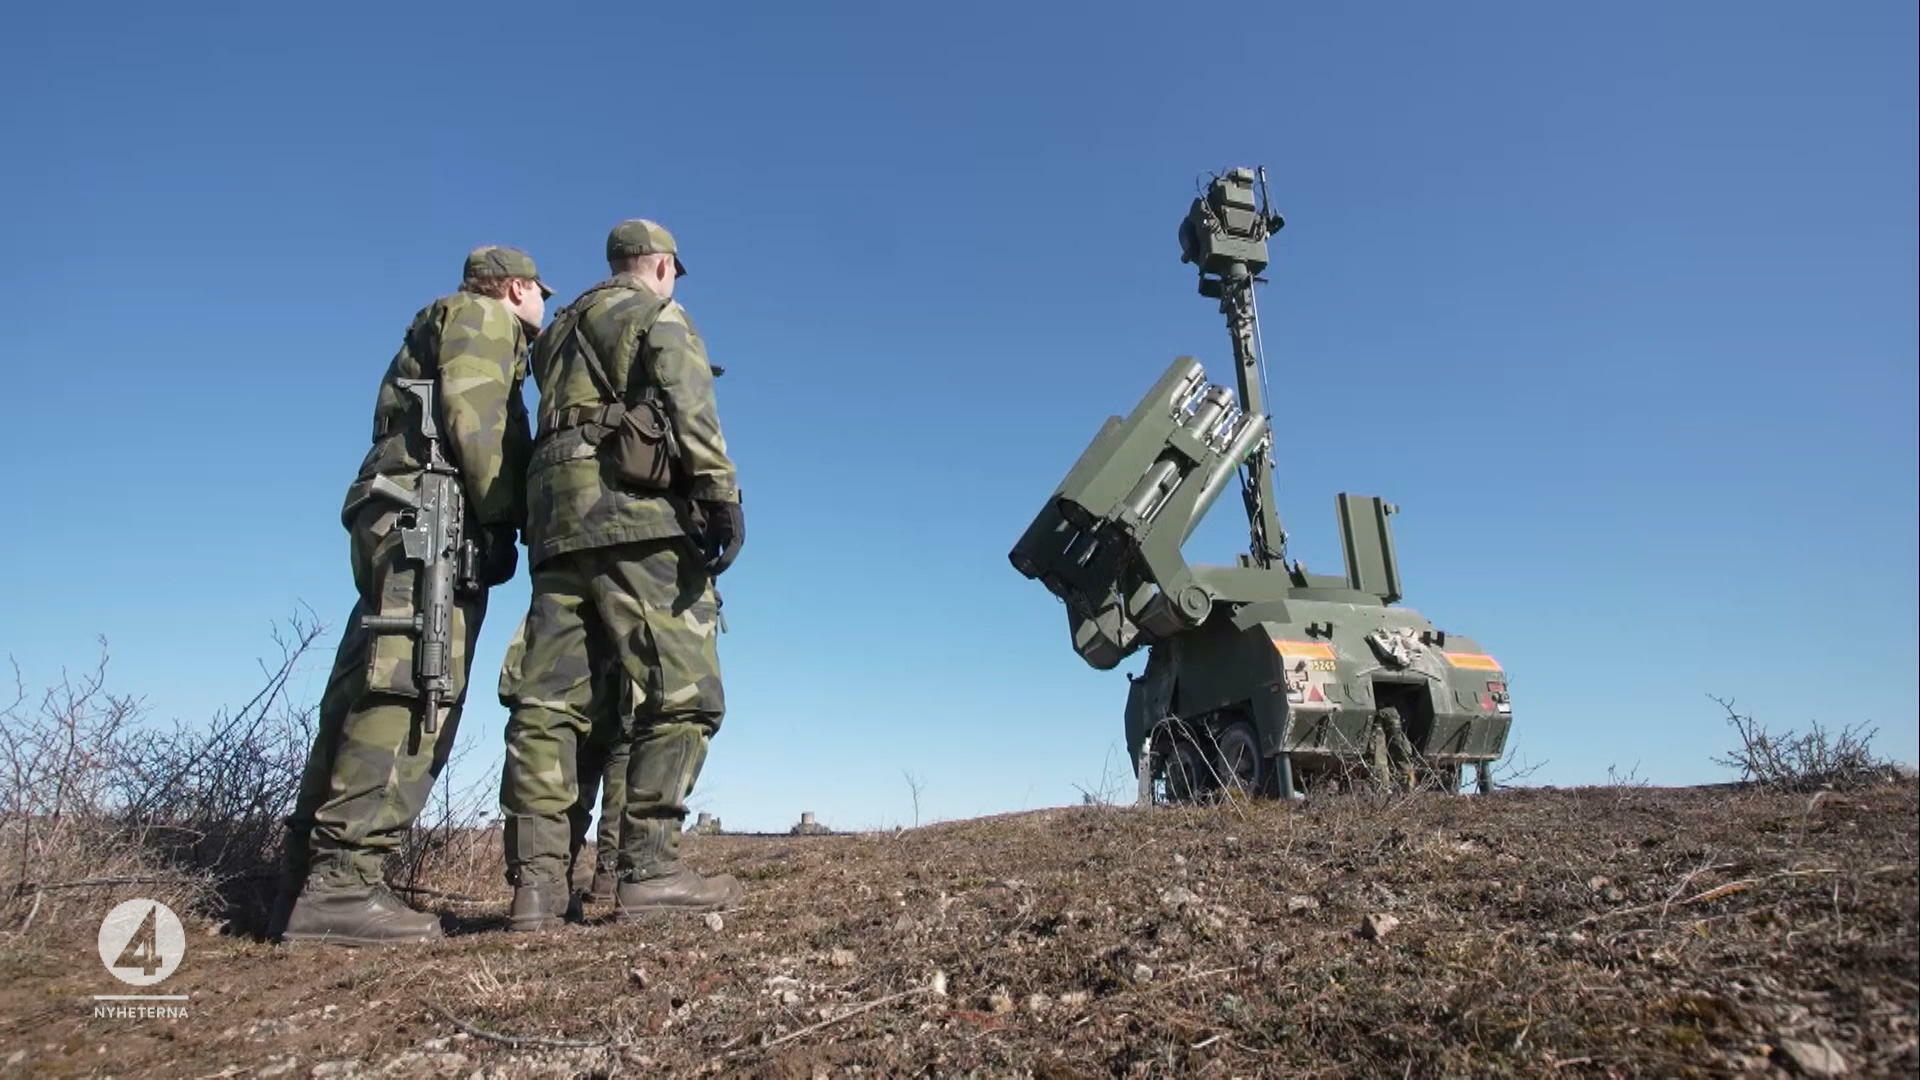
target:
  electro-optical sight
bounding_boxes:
[1177,167,1287,298]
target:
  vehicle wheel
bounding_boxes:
[1215,719,1266,797]
[1164,739,1210,803]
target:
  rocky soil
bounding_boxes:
[0,781,1913,1078]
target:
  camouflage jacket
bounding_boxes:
[524,273,738,567]
[342,292,533,529]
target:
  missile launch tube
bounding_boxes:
[1168,366,1208,413]
[1184,386,1232,439]
[1122,457,1183,523]
[1182,414,1271,542]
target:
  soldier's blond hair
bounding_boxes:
[460,276,531,299]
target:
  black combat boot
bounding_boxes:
[508,882,570,933]
[281,884,443,947]
[614,865,743,920]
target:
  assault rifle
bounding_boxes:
[360,378,478,735]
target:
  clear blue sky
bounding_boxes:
[2,3,1913,831]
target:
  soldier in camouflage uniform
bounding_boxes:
[277,247,547,946]
[498,220,744,931]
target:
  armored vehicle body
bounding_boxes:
[1010,168,1512,803]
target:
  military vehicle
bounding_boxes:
[1009,167,1511,804]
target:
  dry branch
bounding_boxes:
[428,1004,613,1050]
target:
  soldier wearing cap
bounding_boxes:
[497,219,744,930]
[276,246,547,946]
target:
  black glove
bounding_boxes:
[474,525,520,587]
[697,498,745,576]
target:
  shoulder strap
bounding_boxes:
[568,287,667,406]
[569,311,620,404]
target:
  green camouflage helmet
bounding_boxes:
[465,245,554,298]
[606,220,687,277]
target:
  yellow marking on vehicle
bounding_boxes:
[1443,652,1502,671]
[1272,640,1336,660]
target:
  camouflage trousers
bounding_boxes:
[285,504,487,891]
[1371,708,1419,791]
[498,538,723,890]
[570,706,629,880]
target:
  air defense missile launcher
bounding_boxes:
[1009,167,1512,804]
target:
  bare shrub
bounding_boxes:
[0,613,519,935]
[1710,694,1896,791]
[1073,744,1134,807]
[902,769,926,827]
[0,643,146,877]
[120,615,322,919]
[0,645,193,931]
[1605,761,1649,788]
[393,752,503,901]
[0,613,324,932]
[1483,740,1546,790]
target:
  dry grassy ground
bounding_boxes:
[0,781,1913,1079]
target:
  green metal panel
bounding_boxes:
[1336,493,1402,604]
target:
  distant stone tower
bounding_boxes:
[689,812,723,836]
[789,811,831,836]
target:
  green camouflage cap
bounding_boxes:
[464,245,554,298]
[606,219,687,277]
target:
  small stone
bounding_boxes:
[257,1059,295,1079]
[780,989,801,1006]
[1602,886,1625,903]
[1287,895,1320,915]
[1130,963,1154,983]
[1059,990,1091,1010]
[703,912,724,932]
[828,947,855,968]
[987,988,1015,1015]
[310,1062,361,1079]
[419,1039,449,1053]
[928,970,948,997]
[892,913,917,933]
[1360,913,1401,941]
[1024,992,1052,1015]
[1158,885,1199,909]
[628,967,649,990]
[4,1052,25,1068]
[1587,876,1611,892]
[1172,853,1187,867]
[1774,1038,1848,1077]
